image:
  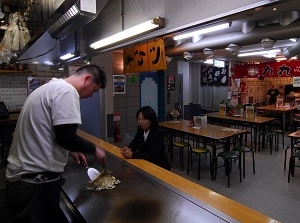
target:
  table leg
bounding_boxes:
[211,140,217,180]
[291,137,295,177]
[169,131,174,167]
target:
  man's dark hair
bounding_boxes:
[75,64,107,88]
[136,106,159,127]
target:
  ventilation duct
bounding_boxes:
[242,21,258,33]
[282,40,300,59]
[279,11,300,26]
[165,19,300,57]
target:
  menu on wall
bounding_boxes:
[201,64,229,85]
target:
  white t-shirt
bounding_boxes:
[6,78,81,182]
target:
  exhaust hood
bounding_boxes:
[15,0,109,64]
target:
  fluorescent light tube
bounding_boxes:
[204,59,214,64]
[60,53,75,60]
[174,23,230,41]
[90,17,164,49]
[238,49,281,57]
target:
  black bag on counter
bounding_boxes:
[0,101,9,119]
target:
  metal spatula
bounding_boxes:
[82,164,100,181]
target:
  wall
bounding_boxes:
[178,61,190,106]
[164,59,179,118]
[190,62,229,110]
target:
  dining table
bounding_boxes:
[255,105,296,134]
[159,120,248,180]
[205,112,276,151]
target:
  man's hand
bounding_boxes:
[95,147,106,166]
[69,152,87,165]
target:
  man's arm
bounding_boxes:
[54,124,95,153]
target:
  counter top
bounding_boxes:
[61,130,280,223]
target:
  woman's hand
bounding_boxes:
[121,147,132,158]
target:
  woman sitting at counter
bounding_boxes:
[121,106,171,170]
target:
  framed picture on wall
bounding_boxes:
[113,75,126,95]
[167,75,175,90]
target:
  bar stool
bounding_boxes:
[187,145,211,180]
[232,145,255,178]
[163,132,170,152]
[215,151,241,187]
[258,131,278,154]
[172,133,191,171]
[288,151,300,182]
[270,129,284,148]
[284,143,300,170]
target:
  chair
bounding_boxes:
[288,151,300,182]
[187,138,211,180]
[215,151,241,187]
[232,145,255,178]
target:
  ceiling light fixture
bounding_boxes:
[260,38,276,50]
[227,44,241,55]
[238,49,281,57]
[204,59,214,64]
[173,23,230,41]
[203,48,214,56]
[90,17,164,50]
[60,52,76,60]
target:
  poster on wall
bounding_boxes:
[113,75,126,95]
[27,76,53,95]
[167,76,175,90]
[293,77,300,87]
[200,63,229,85]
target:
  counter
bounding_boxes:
[60,130,280,223]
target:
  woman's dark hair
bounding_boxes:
[75,64,107,88]
[136,106,158,127]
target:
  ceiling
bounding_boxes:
[1,0,300,65]
[164,0,300,64]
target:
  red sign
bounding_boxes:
[233,61,300,78]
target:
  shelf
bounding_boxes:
[0,70,32,75]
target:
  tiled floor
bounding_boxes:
[1,131,300,223]
[114,132,300,223]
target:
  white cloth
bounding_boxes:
[6,78,81,182]
[143,130,150,141]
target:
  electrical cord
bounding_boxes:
[14,38,59,62]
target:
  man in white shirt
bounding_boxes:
[6,64,107,223]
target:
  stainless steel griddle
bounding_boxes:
[61,153,239,223]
